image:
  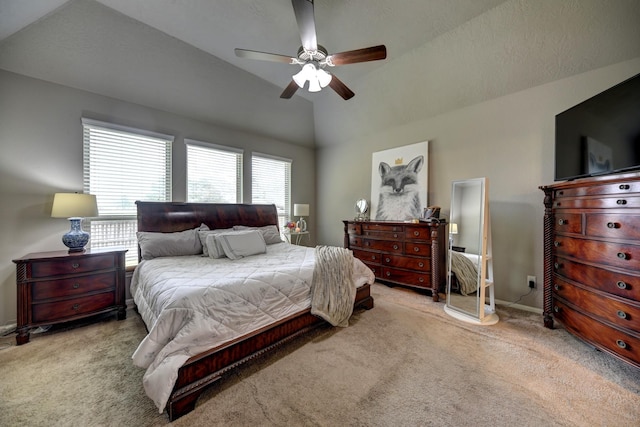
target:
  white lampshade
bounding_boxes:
[294,204,309,217]
[317,68,332,88]
[293,63,315,88]
[450,223,458,235]
[51,193,98,218]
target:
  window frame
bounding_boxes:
[185,139,243,203]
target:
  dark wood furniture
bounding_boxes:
[135,201,374,421]
[343,220,447,301]
[541,172,640,369]
[12,248,127,345]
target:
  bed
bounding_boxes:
[130,201,375,421]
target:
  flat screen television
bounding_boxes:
[555,72,640,181]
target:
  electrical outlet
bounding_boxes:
[528,275,536,289]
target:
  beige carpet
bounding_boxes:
[1,283,639,427]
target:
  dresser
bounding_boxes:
[343,220,447,301]
[13,248,127,345]
[541,172,640,368]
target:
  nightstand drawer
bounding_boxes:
[31,255,115,278]
[32,292,116,323]
[31,272,115,301]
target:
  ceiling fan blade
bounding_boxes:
[328,75,355,100]
[235,48,295,64]
[280,80,300,99]
[328,45,387,66]
[292,0,317,52]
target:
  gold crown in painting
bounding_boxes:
[395,158,403,165]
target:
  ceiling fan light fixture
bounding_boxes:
[317,68,332,88]
[293,63,315,88]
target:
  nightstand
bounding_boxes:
[286,231,309,245]
[12,248,127,345]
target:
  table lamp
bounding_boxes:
[449,223,458,247]
[294,203,309,232]
[51,193,99,252]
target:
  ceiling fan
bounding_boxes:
[234,0,387,100]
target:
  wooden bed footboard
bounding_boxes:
[134,201,375,421]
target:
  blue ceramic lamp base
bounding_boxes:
[62,217,90,252]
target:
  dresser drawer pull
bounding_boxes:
[72,304,80,311]
[386,271,391,277]
[557,190,564,196]
[414,231,420,236]
[393,233,399,238]
[72,283,80,289]
[607,222,619,229]
[554,284,560,291]
[617,252,628,260]
[365,242,370,246]
[554,262,563,270]
[558,219,567,225]
[418,277,424,283]
[385,257,390,263]
[371,255,377,261]
[617,310,628,320]
[413,247,420,252]
[555,202,561,207]
[553,241,560,247]
[393,245,399,250]
[418,262,424,268]
[616,281,628,290]
[616,339,627,349]
[620,184,630,190]
[554,306,560,313]
[72,263,80,269]
[616,199,627,205]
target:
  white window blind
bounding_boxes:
[186,140,243,203]
[82,118,173,266]
[251,153,291,231]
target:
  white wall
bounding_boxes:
[315,59,640,309]
[0,70,316,325]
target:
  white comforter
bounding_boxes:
[130,242,374,413]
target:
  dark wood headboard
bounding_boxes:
[136,201,280,233]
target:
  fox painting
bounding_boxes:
[375,155,424,220]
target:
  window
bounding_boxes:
[82,118,173,266]
[185,139,243,203]
[251,153,291,231]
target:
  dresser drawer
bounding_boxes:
[361,229,404,240]
[381,267,431,288]
[362,223,404,232]
[554,279,640,331]
[405,226,430,240]
[553,257,640,301]
[347,223,362,234]
[553,195,640,209]
[585,213,640,240]
[382,254,430,272]
[553,236,640,270]
[362,238,403,253]
[404,242,431,256]
[32,292,116,323]
[31,272,115,301]
[349,235,364,248]
[553,299,640,367]
[31,255,115,278]
[352,249,383,265]
[554,182,640,198]
[553,213,582,234]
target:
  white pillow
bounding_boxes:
[215,230,267,260]
[199,228,233,257]
[233,225,283,245]
[205,232,229,259]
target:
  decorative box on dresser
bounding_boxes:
[344,220,447,301]
[12,248,127,345]
[541,172,640,368]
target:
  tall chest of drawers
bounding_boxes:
[343,220,447,302]
[13,248,127,345]
[541,173,640,368]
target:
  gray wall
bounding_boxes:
[0,70,316,325]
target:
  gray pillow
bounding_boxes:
[198,228,233,257]
[204,232,229,259]
[215,230,267,260]
[137,225,205,260]
[233,225,283,245]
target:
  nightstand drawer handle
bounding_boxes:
[620,184,630,190]
[393,245,399,250]
[616,339,627,349]
[558,219,566,225]
[617,310,628,320]
[413,247,420,252]
[616,281,628,290]
[414,231,419,236]
[617,252,628,260]
[616,199,627,205]
[72,304,80,311]
[72,283,80,289]
[418,262,424,268]
[418,277,424,283]
[72,263,80,269]
[607,222,619,229]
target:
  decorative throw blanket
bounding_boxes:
[311,245,356,327]
[450,251,479,296]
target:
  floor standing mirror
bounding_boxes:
[444,177,498,325]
